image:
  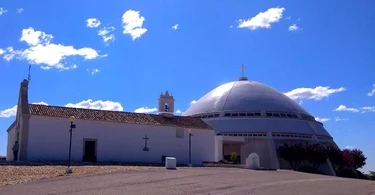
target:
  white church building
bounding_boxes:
[182,75,337,174]
[6,79,215,165]
[6,73,338,175]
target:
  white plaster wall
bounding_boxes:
[27,116,215,165]
[6,127,16,161]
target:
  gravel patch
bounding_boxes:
[0,165,153,186]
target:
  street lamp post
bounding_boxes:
[188,129,193,167]
[66,116,76,174]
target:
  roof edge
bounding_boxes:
[6,120,16,133]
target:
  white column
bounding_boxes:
[214,137,223,162]
[267,132,280,170]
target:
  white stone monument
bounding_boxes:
[165,157,177,169]
[65,167,73,174]
[245,153,260,169]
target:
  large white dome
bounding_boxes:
[183,78,332,137]
[183,79,312,116]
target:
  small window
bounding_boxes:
[214,114,220,117]
[273,113,281,117]
[293,115,298,118]
[164,103,169,112]
[233,134,238,136]
[202,115,207,118]
[280,113,287,117]
[238,134,243,136]
[266,113,273,116]
[239,113,246,117]
[207,115,214,118]
[287,114,293,118]
[224,113,231,117]
[231,113,239,117]
[254,113,261,116]
[247,113,254,116]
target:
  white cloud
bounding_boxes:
[2,27,106,70]
[32,101,49,105]
[190,100,197,105]
[134,107,157,114]
[284,86,346,101]
[17,8,24,14]
[122,10,147,40]
[0,101,49,118]
[86,18,101,28]
[42,63,78,71]
[65,99,123,111]
[87,68,100,75]
[367,84,375,96]
[0,48,5,55]
[334,117,348,122]
[3,47,22,61]
[315,117,330,123]
[172,24,179,30]
[98,26,115,44]
[21,44,103,68]
[238,7,285,30]
[20,27,53,46]
[0,8,7,16]
[0,105,17,118]
[288,24,299,31]
[175,109,183,115]
[361,106,375,113]
[344,146,353,149]
[333,105,359,113]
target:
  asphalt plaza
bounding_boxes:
[1,167,374,195]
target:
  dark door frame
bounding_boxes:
[82,138,98,162]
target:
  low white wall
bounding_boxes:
[27,116,215,165]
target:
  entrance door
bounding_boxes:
[83,139,97,162]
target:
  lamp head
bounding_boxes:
[188,129,192,135]
[69,116,76,122]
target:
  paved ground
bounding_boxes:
[1,167,374,195]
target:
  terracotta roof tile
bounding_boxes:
[28,104,213,130]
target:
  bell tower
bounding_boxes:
[158,91,175,116]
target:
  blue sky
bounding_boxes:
[0,1,374,172]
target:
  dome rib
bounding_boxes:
[220,81,238,112]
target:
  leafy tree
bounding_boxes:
[230,152,238,163]
[305,144,327,170]
[350,149,367,169]
[325,146,345,171]
[278,143,306,170]
[342,149,355,168]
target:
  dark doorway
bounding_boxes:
[83,139,97,162]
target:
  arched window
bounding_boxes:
[164,103,169,112]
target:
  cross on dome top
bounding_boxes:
[238,64,248,81]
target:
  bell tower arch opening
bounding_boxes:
[158,91,175,116]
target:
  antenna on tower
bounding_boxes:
[27,64,31,82]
